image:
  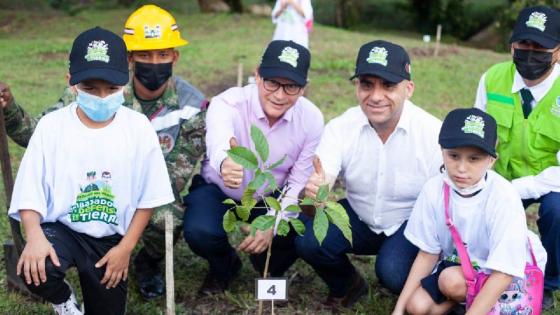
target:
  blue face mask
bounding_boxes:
[76,89,124,122]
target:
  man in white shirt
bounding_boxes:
[473,5,560,309]
[297,40,442,308]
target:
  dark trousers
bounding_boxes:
[523,191,560,290]
[25,222,127,315]
[182,179,299,281]
[294,199,418,297]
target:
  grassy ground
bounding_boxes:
[0,8,555,315]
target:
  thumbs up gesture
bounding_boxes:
[221,137,244,189]
[304,156,326,199]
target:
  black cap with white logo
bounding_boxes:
[350,40,411,83]
[69,26,129,86]
[258,40,310,86]
[439,108,498,158]
[510,6,560,49]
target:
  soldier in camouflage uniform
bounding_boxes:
[0,4,206,300]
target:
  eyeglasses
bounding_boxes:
[262,79,303,95]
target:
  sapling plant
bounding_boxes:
[221,125,352,314]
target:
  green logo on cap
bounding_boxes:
[461,115,485,138]
[84,40,110,63]
[278,46,299,68]
[366,47,388,66]
[526,12,547,32]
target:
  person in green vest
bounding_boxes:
[0,5,207,300]
[474,5,560,310]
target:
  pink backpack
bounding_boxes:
[443,183,544,315]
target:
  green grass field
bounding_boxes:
[0,8,555,315]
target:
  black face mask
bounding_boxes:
[134,62,173,91]
[513,48,554,81]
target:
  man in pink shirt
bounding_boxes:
[183,40,324,295]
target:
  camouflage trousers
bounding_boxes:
[140,201,185,261]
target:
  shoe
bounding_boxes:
[324,270,368,309]
[52,288,82,315]
[198,254,242,296]
[134,248,164,299]
[447,304,466,315]
[543,289,556,310]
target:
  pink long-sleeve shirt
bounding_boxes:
[202,84,324,213]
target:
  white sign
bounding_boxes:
[256,278,287,301]
[423,35,431,43]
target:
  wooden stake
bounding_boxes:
[434,24,442,57]
[165,211,175,315]
[237,62,243,87]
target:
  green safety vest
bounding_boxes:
[485,61,560,180]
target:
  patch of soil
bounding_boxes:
[200,72,240,98]
[408,45,461,58]
[37,52,67,61]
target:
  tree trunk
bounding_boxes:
[197,0,230,13]
[225,0,244,13]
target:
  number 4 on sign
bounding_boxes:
[256,278,287,301]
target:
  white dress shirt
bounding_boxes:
[316,100,442,235]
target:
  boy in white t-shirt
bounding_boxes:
[392,108,547,315]
[8,27,174,315]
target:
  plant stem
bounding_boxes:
[257,242,273,315]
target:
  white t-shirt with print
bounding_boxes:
[9,103,174,238]
[405,171,547,278]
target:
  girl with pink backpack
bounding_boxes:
[392,108,547,315]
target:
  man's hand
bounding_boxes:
[304,156,326,199]
[95,244,132,289]
[16,234,60,286]
[0,82,14,109]
[238,228,274,254]
[221,137,244,189]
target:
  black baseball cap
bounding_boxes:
[350,40,411,83]
[510,6,560,49]
[439,108,497,157]
[69,27,129,86]
[258,40,310,86]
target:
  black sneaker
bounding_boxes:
[198,254,242,296]
[543,289,556,310]
[324,270,368,309]
[134,248,164,300]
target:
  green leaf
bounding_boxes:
[263,172,278,192]
[325,202,352,245]
[267,154,287,170]
[223,198,237,206]
[277,219,290,236]
[265,196,281,212]
[313,208,329,246]
[316,184,329,202]
[289,218,306,236]
[250,125,269,163]
[285,204,301,213]
[222,210,237,233]
[251,215,276,232]
[241,189,256,207]
[236,205,251,222]
[300,197,315,206]
[325,202,350,226]
[248,170,267,190]
[227,146,258,170]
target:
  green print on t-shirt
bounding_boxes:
[70,171,118,225]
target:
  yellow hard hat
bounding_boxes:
[123,4,188,51]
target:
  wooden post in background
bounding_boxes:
[434,24,442,57]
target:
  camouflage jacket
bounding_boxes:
[4,76,207,218]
